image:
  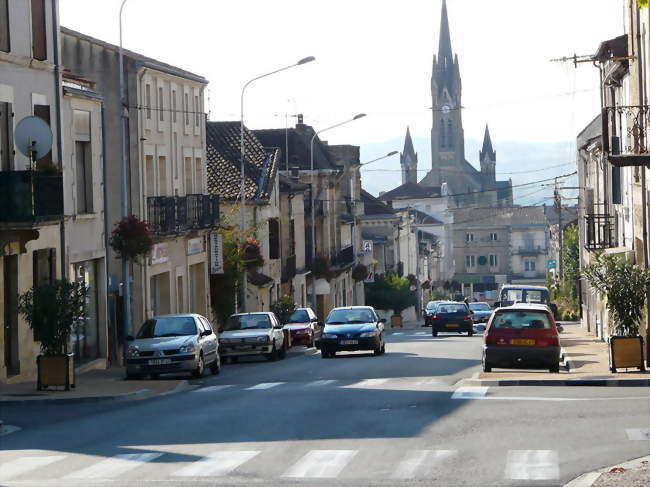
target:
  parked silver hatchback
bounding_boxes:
[125,314,220,379]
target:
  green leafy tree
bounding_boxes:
[562,224,580,297]
[270,296,296,324]
[365,273,417,316]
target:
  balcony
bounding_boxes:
[0,170,63,223]
[147,194,220,235]
[282,254,296,282]
[602,105,650,167]
[332,245,354,268]
[584,213,616,251]
[513,246,547,256]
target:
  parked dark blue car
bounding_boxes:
[319,306,386,358]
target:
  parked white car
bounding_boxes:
[219,312,286,362]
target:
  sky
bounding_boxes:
[59,0,625,199]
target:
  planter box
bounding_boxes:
[609,336,645,372]
[390,315,403,328]
[37,353,75,391]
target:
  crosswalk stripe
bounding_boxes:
[391,332,404,335]
[415,331,427,335]
[305,380,337,387]
[0,456,66,481]
[451,386,488,399]
[245,382,284,390]
[173,450,260,477]
[626,428,650,440]
[391,450,457,479]
[65,453,163,479]
[350,378,388,387]
[193,385,233,393]
[282,450,357,478]
[504,450,559,480]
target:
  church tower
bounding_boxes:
[479,124,496,183]
[400,126,418,185]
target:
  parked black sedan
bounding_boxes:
[319,306,386,358]
[431,301,474,337]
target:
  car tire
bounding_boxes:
[549,363,560,373]
[432,330,438,337]
[468,330,474,337]
[381,340,386,354]
[278,343,287,360]
[267,342,279,361]
[125,371,140,380]
[209,357,221,375]
[482,361,492,372]
[321,349,329,358]
[150,373,160,380]
[192,354,205,378]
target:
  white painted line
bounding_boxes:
[349,378,388,387]
[626,428,650,440]
[415,331,427,335]
[65,453,163,479]
[192,385,233,393]
[451,386,488,399]
[305,380,337,387]
[282,450,357,478]
[0,456,66,481]
[173,450,260,477]
[0,424,21,436]
[505,450,559,480]
[244,382,284,390]
[392,450,430,479]
[392,332,404,335]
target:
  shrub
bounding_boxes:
[365,274,417,316]
[270,296,296,325]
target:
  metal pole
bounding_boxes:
[118,0,131,357]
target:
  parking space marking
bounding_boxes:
[451,386,488,399]
[192,385,233,393]
[305,380,337,387]
[0,456,66,481]
[626,428,650,440]
[173,450,260,477]
[504,450,559,480]
[65,453,163,479]
[282,450,358,478]
[244,382,284,390]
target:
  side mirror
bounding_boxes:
[126,335,134,341]
[201,329,213,337]
[317,321,325,327]
[311,317,319,323]
[493,302,500,308]
[274,324,284,329]
[379,318,387,324]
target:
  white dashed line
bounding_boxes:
[192,385,233,393]
[0,456,66,481]
[173,450,260,477]
[65,453,163,479]
[505,450,559,480]
[451,386,488,399]
[282,450,357,478]
[244,382,284,390]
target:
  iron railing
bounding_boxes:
[187,194,220,229]
[584,213,617,251]
[332,245,354,267]
[0,170,63,222]
[512,246,547,256]
[147,196,179,235]
[602,105,650,166]
[148,194,220,235]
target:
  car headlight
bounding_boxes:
[127,346,139,358]
[256,335,269,343]
[359,331,378,338]
[322,333,338,339]
[179,344,196,354]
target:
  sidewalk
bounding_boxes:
[0,367,193,404]
[566,455,650,487]
[470,322,649,386]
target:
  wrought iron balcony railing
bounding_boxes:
[602,105,650,166]
[0,170,63,223]
[148,194,220,235]
[513,246,547,256]
[584,213,617,251]
[187,194,220,229]
[147,196,180,235]
[332,245,354,268]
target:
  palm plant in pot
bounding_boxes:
[18,279,88,390]
[582,253,650,372]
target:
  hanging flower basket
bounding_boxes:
[406,274,417,287]
[239,237,264,270]
[352,264,368,282]
[421,280,431,289]
[312,255,334,281]
[109,215,154,262]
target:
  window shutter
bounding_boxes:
[0,0,9,52]
[33,105,52,165]
[48,248,56,283]
[269,219,280,260]
[31,0,47,61]
[0,102,13,170]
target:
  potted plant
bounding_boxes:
[239,237,264,270]
[18,279,88,390]
[583,253,650,372]
[109,215,154,262]
[312,255,334,281]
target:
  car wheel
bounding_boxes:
[549,363,560,373]
[373,342,382,356]
[192,354,205,378]
[150,373,160,380]
[321,349,329,359]
[125,371,140,380]
[209,357,221,375]
[468,330,474,337]
[432,330,438,337]
[267,342,279,361]
[380,340,386,354]
[482,361,492,372]
[278,342,287,360]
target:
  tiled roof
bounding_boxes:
[361,190,397,217]
[452,206,547,227]
[255,126,340,171]
[206,121,279,202]
[378,182,441,201]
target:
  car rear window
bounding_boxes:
[426,302,438,310]
[492,311,552,330]
[436,304,467,314]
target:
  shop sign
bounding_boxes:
[547,259,557,269]
[210,233,224,274]
[187,237,204,256]
[364,271,374,283]
[362,240,373,254]
[150,243,169,265]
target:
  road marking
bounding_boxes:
[305,380,337,387]
[173,450,260,477]
[244,382,284,390]
[349,378,388,387]
[505,450,559,480]
[626,428,650,440]
[391,332,404,335]
[415,331,427,335]
[0,456,66,481]
[391,450,457,478]
[192,385,233,393]
[282,450,357,478]
[65,453,163,479]
[0,424,21,436]
[451,386,488,399]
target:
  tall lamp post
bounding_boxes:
[310,114,366,313]
[239,56,315,312]
[118,0,131,359]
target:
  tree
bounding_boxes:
[365,273,417,316]
[270,296,296,325]
[562,224,579,297]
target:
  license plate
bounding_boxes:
[340,339,358,345]
[511,338,535,346]
[148,359,171,365]
[446,323,459,328]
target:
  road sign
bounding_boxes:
[547,259,557,269]
[210,233,224,274]
[362,240,373,254]
[364,271,374,283]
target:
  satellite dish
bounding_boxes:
[14,116,52,161]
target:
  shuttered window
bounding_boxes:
[33,105,52,165]
[33,248,56,287]
[0,102,14,171]
[0,0,9,53]
[31,0,46,61]
[268,218,280,260]
[75,141,93,213]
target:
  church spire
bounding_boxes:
[403,126,416,160]
[400,126,418,185]
[480,124,496,183]
[438,0,454,70]
[480,124,496,161]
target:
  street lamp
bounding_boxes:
[239,56,315,312]
[310,113,366,312]
[359,150,399,166]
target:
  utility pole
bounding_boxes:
[554,178,563,281]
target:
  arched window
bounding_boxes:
[439,118,446,148]
[447,120,454,147]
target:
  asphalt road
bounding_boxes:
[1,330,649,486]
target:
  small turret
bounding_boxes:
[400,127,418,185]
[479,124,496,182]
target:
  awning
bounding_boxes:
[247,270,274,288]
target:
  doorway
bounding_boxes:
[3,255,19,375]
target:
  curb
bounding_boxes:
[0,379,192,405]
[564,454,650,487]
[461,378,650,387]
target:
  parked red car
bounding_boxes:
[482,303,561,373]
[283,308,319,347]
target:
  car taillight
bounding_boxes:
[546,336,559,346]
[464,315,472,320]
[485,334,499,345]
[432,315,438,319]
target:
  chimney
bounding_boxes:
[297,113,303,124]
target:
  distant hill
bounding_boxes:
[359,136,578,206]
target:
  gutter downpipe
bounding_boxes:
[100,104,114,365]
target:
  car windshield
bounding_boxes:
[492,311,552,329]
[326,308,375,324]
[287,310,310,323]
[426,302,438,310]
[470,302,491,311]
[436,304,467,314]
[136,317,197,338]
[223,314,272,331]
